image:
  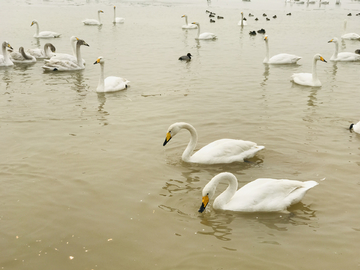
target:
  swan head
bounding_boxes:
[30,20,37,26]
[2,41,13,51]
[328,37,339,44]
[77,39,89,47]
[181,15,187,18]
[264,35,268,41]
[98,10,104,14]
[45,43,56,52]
[163,122,184,146]
[94,56,104,65]
[191,22,199,26]
[314,54,327,63]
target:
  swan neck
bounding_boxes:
[98,62,105,91]
[98,12,101,23]
[312,57,318,81]
[211,173,238,209]
[76,42,82,67]
[241,13,244,26]
[333,41,339,59]
[2,43,6,60]
[44,44,53,58]
[185,16,188,25]
[265,40,269,62]
[113,8,116,22]
[20,47,31,60]
[34,22,39,36]
[197,24,200,38]
[181,123,198,162]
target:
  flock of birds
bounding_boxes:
[1,5,360,214]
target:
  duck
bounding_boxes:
[163,122,264,164]
[198,172,318,213]
[94,56,129,93]
[0,41,14,66]
[290,54,327,87]
[113,6,125,23]
[266,17,270,21]
[238,12,247,26]
[82,10,104,25]
[355,49,360,54]
[191,22,217,40]
[27,43,56,59]
[249,13,254,17]
[249,30,257,36]
[217,16,224,19]
[328,37,360,61]
[181,15,197,29]
[257,28,266,34]
[286,13,292,16]
[42,39,89,71]
[210,19,215,23]
[263,35,302,64]
[31,20,61,38]
[273,15,277,19]
[341,20,360,40]
[10,47,36,63]
[263,13,267,16]
[255,17,259,21]
[347,13,352,16]
[349,121,360,134]
[178,53,192,61]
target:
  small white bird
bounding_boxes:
[199,172,318,213]
[83,10,104,26]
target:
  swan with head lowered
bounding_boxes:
[10,47,36,63]
[328,38,360,61]
[238,12,247,26]
[0,41,14,66]
[42,39,89,71]
[31,20,61,38]
[94,56,130,92]
[163,122,264,164]
[113,6,125,23]
[349,121,360,134]
[198,172,318,213]
[51,36,85,65]
[27,43,56,59]
[341,20,360,40]
[191,22,217,40]
[181,15,197,29]
[83,10,104,25]
[291,54,327,87]
[263,35,302,64]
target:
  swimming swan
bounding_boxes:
[113,6,125,23]
[94,56,130,92]
[163,122,265,164]
[31,20,61,38]
[27,43,56,59]
[328,38,360,61]
[238,12,247,26]
[181,15,197,29]
[349,121,360,134]
[198,172,318,213]
[191,22,217,40]
[83,10,104,25]
[341,20,360,40]
[291,54,327,87]
[42,39,89,71]
[51,36,85,65]
[263,35,302,64]
[0,41,14,66]
[10,47,36,63]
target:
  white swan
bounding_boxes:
[350,121,360,134]
[291,54,327,87]
[113,6,125,24]
[181,15,197,29]
[94,57,130,93]
[163,122,264,164]
[0,41,14,66]
[341,20,360,40]
[51,36,85,66]
[238,12,247,26]
[199,172,318,213]
[27,43,56,59]
[328,37,360,61]
[83,10,104,25]
[263,35,302,64]
[191,22,217,40]
[42,39,89,71]
[31,20,61,38]
[10,47,36,63]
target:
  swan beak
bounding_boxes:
[191,22,197,25]
[163,132,172,146]
[264,36,268,41]
[30,22,34,26]
[7,44,13,50]
[84,42,90,47]
[94,58,100,65]
[198,195,209,213]
[327,39,333,43]
[320,56,327,63]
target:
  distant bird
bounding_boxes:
[273,15,277,19]
[286,13,292,16]
[266,18,270,21]
[263,13,267,17]
[206,10,211,13]
[355,49,360,54]
[347,13,352,16]
[209,13,215,18]
[249,13,254,17]
[243,17,247,21]
[179,53,192,61]
[217,16,224,19]
[356,13,360,16]
[257,28,266,34]
[249,30,256,36]
[210,19,215,23]
[255,18,259,21]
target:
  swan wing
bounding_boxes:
[226,178,318,212]
[36,31,60,38]
[182,24,197,29]
[291,73,315,86]
[115,17,125,23]
[341,33,360,40]
[101,76,129,92]
[10,52,24,61]
[83,19,101,25]
[199,32,217,40]
[269,53,301,64]
[42,58,82,71]
[27,48,44,59]
[191,139,264,164]
[334,52,360,62]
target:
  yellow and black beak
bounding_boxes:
[320,56,327,63]
[198,195,209,213]
[7,44,13,51]
[94,58,101,65]
[163,132,172,146]
[327,39,333,43]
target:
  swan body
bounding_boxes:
[199,172,318,213]
[263,35,301,64]
[291,54,327,87]
[31,20,61,38]
[51,36,86,66]
[0,41,14,66]
[42,39,89,71]
[328,38,360,61]
[181,15,197,29]
[191,22,217,40]
[238,12,247,26]
[350,121,360,134]
[163,122,264,164]
[94,57,129,92]
[341,20,360,40]
[27,43,56,59]
[114,6,125,23]
[83,10,104,25]
[10,47,36,63]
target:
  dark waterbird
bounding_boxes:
[179,53,192,61]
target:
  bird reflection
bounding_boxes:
[307,88,318,107]
[261,64,270,86]
[197,213,234,241]
[96,93,109,125]
[70,70,87,93]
